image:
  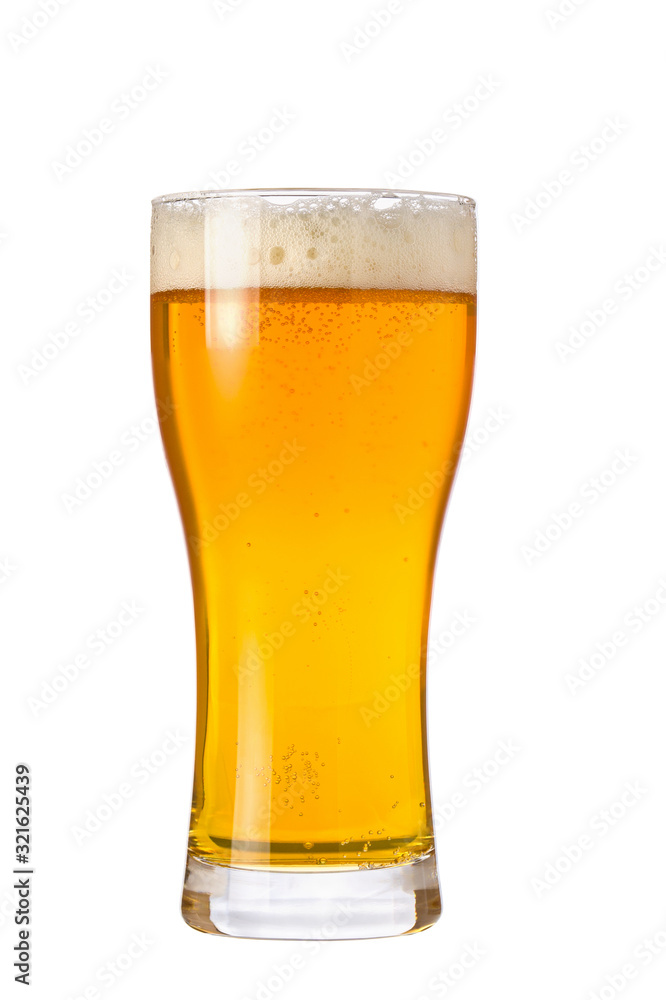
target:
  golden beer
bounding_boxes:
[151,190,476,938]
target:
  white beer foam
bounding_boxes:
[151,190,476,294]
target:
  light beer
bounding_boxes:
[151,190,476,937]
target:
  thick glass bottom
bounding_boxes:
[182,851,441,940]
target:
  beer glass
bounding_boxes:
[150,189,476,939]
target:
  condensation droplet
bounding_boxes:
[269,246,285,264]
[169,251,180,270]
[303,841,313,850]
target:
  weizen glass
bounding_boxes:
[150,189,476,939]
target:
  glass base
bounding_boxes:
[182,852,441,940]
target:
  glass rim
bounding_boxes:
[152,187,476,208]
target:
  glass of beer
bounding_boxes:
[151,189,476,939]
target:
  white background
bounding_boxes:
[2,0,666,997]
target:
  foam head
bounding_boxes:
[151,189,476,294]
